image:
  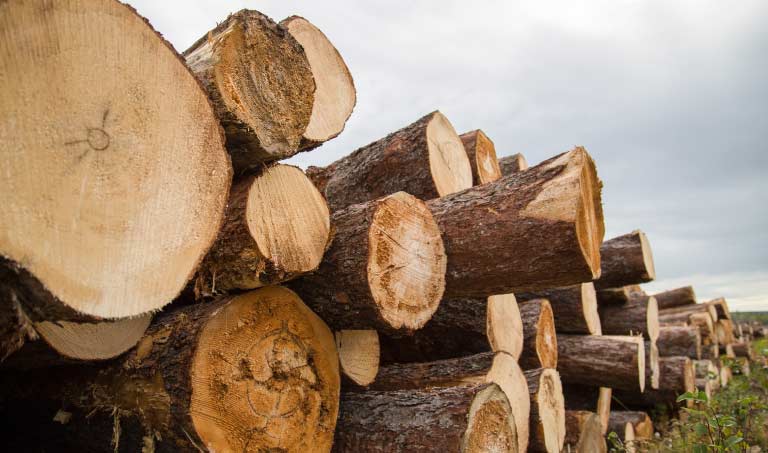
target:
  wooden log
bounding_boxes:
[280,16,356,150]
[519,299,558,369]
[460,129,502,185]
[184,10,314,169]
[645,341,660,389]
[557,335,646,392]
[195,164,330,296]
[614,356,695,409]
[427,146,605,297]
[0,0,232,331]
[307,111,472,211]
[599,293,659,341]
[701,342,720,360]
[517,283,601,335]
[378,293,523,363]
[289,191,446,335]
[707,297,731,320]
[594,231,655,289]
[525,368,566,453]
[732,341,754,360]
[368,352,531,452]
[564,411,607,453]
[694,359,719,390]
[653,286,696,310]
[657,325,701,359]
[690,312,716,341]
[333,382,519,453]
[595,285,644,305]
[660,303,718,325]
[0,287,340,451]
[715,319,735,345]
[608,411,653,440]
[562,385,612,435]
[498,153,529,174]
[721,343,736,358]
[336,330,379,387]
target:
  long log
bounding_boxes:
[657,325,701,359]
[498,153,529,174]
[562,385,612,435]
[517,283,601,335]
[594,231,655,289]
[336,330,379,387]
[289,191,446,335]
[614,356,695,409]
[307,111,472,211]
[519,299,558,369]
[557,335,646,392]
[653,286,696,310]
[427,147,605,297]
[460,129,502,185]
[595,285,644,306]
[333,382,519,453]
[599,293,659,341]
[525,368,566,453]
[564,411,607,453]
[608,411,653,440]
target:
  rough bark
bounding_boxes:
[289,192,446,335]
[557,335,646,392]
[562,385,612,435]
[306,111,472,211]
[614,356,695,409]
[525,368,566,453]
[564,411,607,453]
[460,129,502,185]
[657,326,701,359]
[596,285,644,305]
[599,294,659,341]
[653,286,696,310]
[608,411,653,440]
[184,9,315,169]
[517,283,601,335]
[427,147,605,297]
[659,303,718,325]
[519,299,558,369]
[594,231,655,289]
[336,330,380,387]
[498,153,529,174]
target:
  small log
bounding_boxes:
[594,231,655,290]
[732,341,754,360]
[336,330,379,387]
[427,147,605,297]
[599,293,659,341]
[564,411,607,453]
[525,368,566,453]
[719,362,732,387]
[498,153,529,174]
[289,192,446,335]
[653,286,696,310]
[460,130,502,185]
[595,285,644,305]
[609,411,653,440]
[614,356,695,409]
[307,111,472,211]
[196,164,330,295]
[517,283,601,335]
[707,297,731,320]
[701,343,720,360]
[557,335,646,392]
[657,325,701,359]
[333,382,519,453]
[715,319,735,345]
[562,385,612,435]
[694,359,720,390]
[659,303,718,325]
[184,10,314,168]
[721,343,736,358]
[519,299,558,369]
[689,312,715,340]
[645,341,660,389]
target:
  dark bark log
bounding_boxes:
[595,285,644,305]
[657,326,701,359]
[653,286,696,310]
[608,411,653,440]
[519,299,558,369]
[594,231,655,289]
[460,130,502,185]
[599,293,659,341]
[557,334,646,392]
[498,153,529,174]
[564,411,607,453]
[525,368,566,453]
[562,385,612,435]
[518,283,601,335]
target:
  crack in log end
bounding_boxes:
[462,384,518,453]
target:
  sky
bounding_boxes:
[129,1,768,311]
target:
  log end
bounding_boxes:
[426,112,473,197]
[460,129,502,185]
[532,369,566,453]
[597,387,612,435]
[581,283,602,335]
[462,383,520,453]
[536,300,558,369]
[335,329,379,386]
[498,153,529,175]
[647,296,660,342]
[573,412,607,453]
[488,352,531,453]
[637,230,656,281]
[487,293,523,358]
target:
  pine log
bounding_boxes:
[378,293,523,363]
[184,10,314,169]
[196,164,330,296]
[645,341,660,389]
[659,303,718,325]
[657,326,701,359]
[0,287,340,452]
[707,297,731,320]
[427,147,605,297]
[557,335,646,392]
[690,312,716,340]
[280,16,356,150]
[336,330,379,387]
[498,153,529,174]
[517,283,601,335]
[289,191,446,335]
[599,293,659,341]
[307,111,472,211]
[460,130,502,185]
[562,385,612,435]
[595,285,644,305]
[732,341,754,360]
[715,319,735,345]
[594,231,655,289]
[608,411,653,440]
[564,411,607,453]
[519,299,558,369]
[614,356,695,409]
[333,382,519,453]
[525,368,566,453]
[653,286,696,310]
[0,0,232,329]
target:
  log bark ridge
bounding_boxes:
[594,231,655,289]
[657,325,701,359]
[557,335,646,392]
[525,368,566,453]
[599,293,659,341]
[519,299,558,369]
[653,286,696,310]
[518,283,601,335]
[498,153,529,175]
[460,129,502,185]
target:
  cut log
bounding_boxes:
[368,352,531,452]
[333,382,519,453]
[460,130,502,185]
[595,285,644,306]
[614,356,695,409]
[184,10,314,168]
[519,299,558,369]
[289,191,446,335]
[645,341,660,389]
[518,283,601,335]
[557,335,646,392]
[498,153,529,174]
[721,343,736,358]
[732,341,754,360]
[562,385,612,435]
[379,293,523,363]
[564,411,607,453]
[657,325,701,359]
[689,312,715,340]
[0,0,232,325]
[707,297,731,320]
[307,111,472,211]
[427,147,605,297]
[280,16,356,150]
[594,231,655,289]
[336,330,379,387]
[715,319,735,345]
[660,303,718,325]
[196,164,330,295]
[653,286,696,310]
[525,368,566,453]
[701,343,720,360]
[599,294,659,341]
[609,411,653,440]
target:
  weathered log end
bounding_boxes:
[526,368,566,453]
[581,282,602,335]
[519,299,558,369]
[488,294,524,358]
[35,315,151,361]
[336,330,379,386]
[460,129,502,185]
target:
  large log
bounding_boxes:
[0,0,232,341]
[653,286,696,310]
[336,330,379,387]
[307,111,472,211]
[525,368,566,453]
[460,130,502,185]
[498,153,529,174]
[0,287,340,452]
[289,191,446,335]
[333,382,519,453]
[184,10,314,169]
[196,164,330,295]
[564,411,607,453]
[657,325,701,359]
[427,147,605,297]
[519,299,558,369]
[517,283,602,335]
[594,231,655,289]
[608,411,653,440]
[562,385,612,435]
[280,16,356,150]
[557,335,646,392]
[599,293,659,341]
[596,284,644,305]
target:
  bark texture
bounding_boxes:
[525,368,566,453]
[460,129,502,185]
[517,283,601,335]
[519,299,558,369]
[653,286,696,310]
[599,294,659,341]
[657,326,701,359]
[498,153,529,174]
[557,335,646,392]
[594,231,655,289]
[614,356,695,409]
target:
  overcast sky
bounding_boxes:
[130,1,768,311]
